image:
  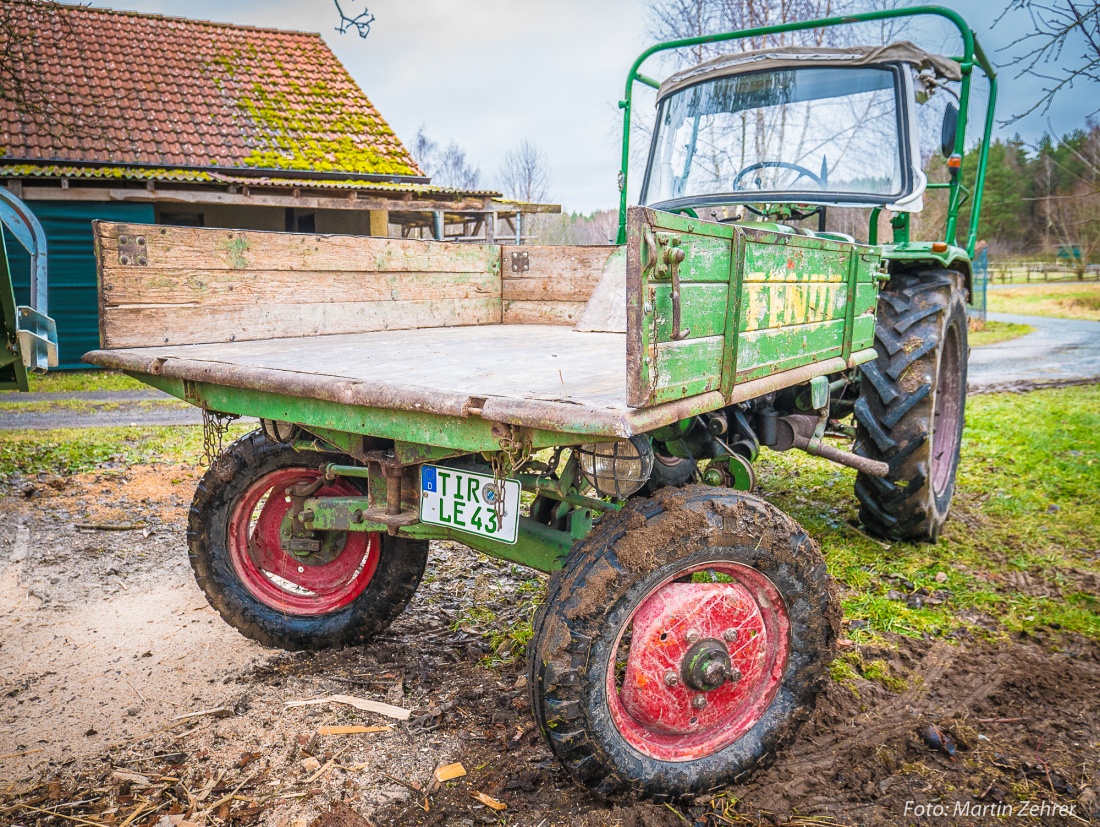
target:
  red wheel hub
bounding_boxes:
[228,468,380,616]
[608,563,790,762]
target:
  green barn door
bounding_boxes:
[5,201,155,369]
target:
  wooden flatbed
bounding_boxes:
[85,212,880,440]
[87,323,863,438]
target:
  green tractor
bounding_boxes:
[616,6,995,544]
[72,4,994,803]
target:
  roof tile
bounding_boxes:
[0,0,423,178]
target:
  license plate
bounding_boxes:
[420,465,520,544]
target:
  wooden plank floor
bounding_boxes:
[97,325,629,411]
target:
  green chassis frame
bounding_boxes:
[133,8,995,579]
[613,4,998,259]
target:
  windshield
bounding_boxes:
[642,66,909,208]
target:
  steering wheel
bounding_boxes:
[732,161,826,218]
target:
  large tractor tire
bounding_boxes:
[527,486,839,801]
[188,431,428,651]
[854,270,969,542]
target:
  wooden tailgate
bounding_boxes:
[93,223,503,348]
[626,207,880,408]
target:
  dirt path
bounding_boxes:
[2,468,1097,827]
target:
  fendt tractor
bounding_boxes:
[4,6,994,800]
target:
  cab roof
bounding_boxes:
[657,40,962,101]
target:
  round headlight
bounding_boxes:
[577,436,655,499]
[261,419,299,444]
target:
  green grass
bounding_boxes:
[968,319,1034,347]
[0,369,147,395]
[0,423,250,477]
[758,384,1100,644]
[986,282,1100,321]
[0,398,189,413]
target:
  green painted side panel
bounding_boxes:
[736,319,847,379]
[628,207,883,407]
[852,314,877,348]
[733,230,878,380]
[672,232,737,283]
[630,208,736,407]
[653,335,725,399]
[738,282,849,332]
[742,241,850,283]
[652,282,728,340]
[5,201,154,369]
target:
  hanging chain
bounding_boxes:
[201,408,240,466]
[488,429,530,524]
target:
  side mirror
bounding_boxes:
[941,103,959,157]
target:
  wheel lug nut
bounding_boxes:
[723,629,738,642]
[664,671,679,687]
[692,695,707,709]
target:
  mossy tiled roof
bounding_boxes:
[0,1,424,178]
[0,163,499,197]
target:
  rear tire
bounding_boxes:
[854,270,968,542]
[188,430,428,651]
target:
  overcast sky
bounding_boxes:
[87,0,1089,212]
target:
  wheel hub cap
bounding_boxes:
[681,638,741,692]
[609,564,790,761]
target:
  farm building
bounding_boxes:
[0,1,551,367]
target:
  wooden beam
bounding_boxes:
[20,185,489,213]
[369,209,388,237]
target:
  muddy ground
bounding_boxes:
[1,464,1097,827]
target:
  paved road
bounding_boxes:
[968,312,1100,390]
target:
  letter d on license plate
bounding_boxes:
[420,465,521,544]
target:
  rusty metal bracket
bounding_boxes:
[117,233,148,266]
[510,250,530,273]
[666,244,690,341]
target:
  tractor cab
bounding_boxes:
[637,42,963,237]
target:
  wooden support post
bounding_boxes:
[369,210,389,238]
[485,211,495,243]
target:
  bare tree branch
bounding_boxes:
[333,0,375,38]
[411,127,481,189]
[499,140,553,204]
[997,0,1100,122]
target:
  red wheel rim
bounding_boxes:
[607,562,790,762]
[931,323,963,496]
[228,468,380,616]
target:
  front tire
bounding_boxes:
[188,431,428,651]
[527,487,839,800]
[854,270,968,542]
